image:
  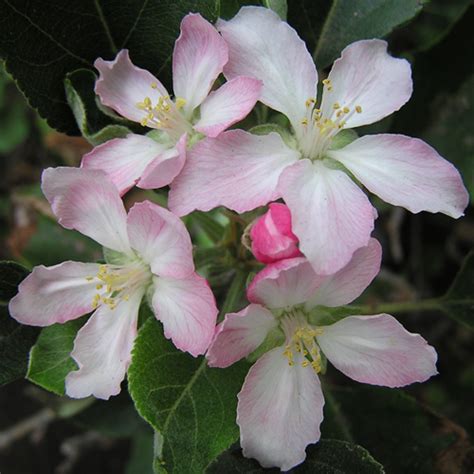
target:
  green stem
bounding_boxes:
[353,298,441,315]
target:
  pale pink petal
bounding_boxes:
[194,76,262,137]
[217,6,317,132]
[278,160,376,275]
[306,238,382,309]
[237,347,324,471]
[247,258,323,309]
[9,261,100,327]
[172,13,228,115]
[152,273,218,356]
[95,49,168,123]
[81,134,172,196]
[320,40,412,128]
[250,202,301,264]
[328,134,469,218]
[168,130,299,216]
[126,201,194,279]
[42,167,131,254]
[65,289,143,399]
[207,304,277,368]
[317,314,438,388]
[137,134,187,190]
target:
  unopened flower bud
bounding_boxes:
[250,203,301,263]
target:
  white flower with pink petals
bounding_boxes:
[207,239,438,470]
[9,167,218,400]
[82,13,262,195]
[250,202,301,263]
[169,6,468,275]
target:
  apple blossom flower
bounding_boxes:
[82,13,262,195]
[9,167,218,400]
[207,239,438,470]
[250,202,301,263]
[169,6,468,275]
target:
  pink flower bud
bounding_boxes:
[250,203,302,263]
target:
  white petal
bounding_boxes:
[317,314,438,388]
[237,347,324,471]
[65,290,143,399]
[218,6,317,131]
[207,304,278,368]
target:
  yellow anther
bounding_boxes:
[322,79,332,86]
[175,97,187,109]
[355,105,362,113]
[333,102,341,110]
[96,284,103,290]
[305,98,315,107]
[140,118,148,127]
[302,360,310,368]
[301,118,308,125]
[151,82,158,89]
[86,276,94,281]
[338,121,346,129]
[336,110,344,118]
[144,97,152,107]
[343,107,350,114]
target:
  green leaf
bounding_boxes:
[322,386,460,474]
[314,0,424,68]
[207,439,384,473]
[0,260,28,302]
[262,0,287,20]
[128,318,250,474]
[392,0,472,53]
[65,68,132,145]
[191,212,227,244]
[438,249,474,328]
[0,305,39,385]
[27,317,85,395]
[422,74,474,202]
[0,0,218,134]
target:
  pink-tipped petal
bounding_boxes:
[207,304,277,368]
[172,13,228,115]
[217,6,317,132]
[95,50,168,123]
[237,347,324,471]
[127,201,194,279]
[152,273,218,357]
[81,134,172,195]
[250,202,301,264]
[328,134,469,218]
[306,238,382,309]
[65,289,142,400]
[320,40,412,129]
[9,261,100,327]
[42,167,131,254]
[278,160,376,275]
[247,258,323,309]
[168,130,299,216]
[317,314,438,388]
[137,133,187,190]
[194,76,262,137]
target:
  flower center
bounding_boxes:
[136,83,193,141]
[297,79,362,160]
[280,313,324,373]
[86,261,151,310]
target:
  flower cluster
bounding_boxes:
[9,6,468,472]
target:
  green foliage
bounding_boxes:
[0,0,219,134]
[0,260,28,302]
[322,386,459,474]
[27,317,85,395]
[438,249,474,328]
[207,440,384,473]
[422,74,474,202]
[65,68,132,145]
[128,318,250,474]
[0,261,39,385]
